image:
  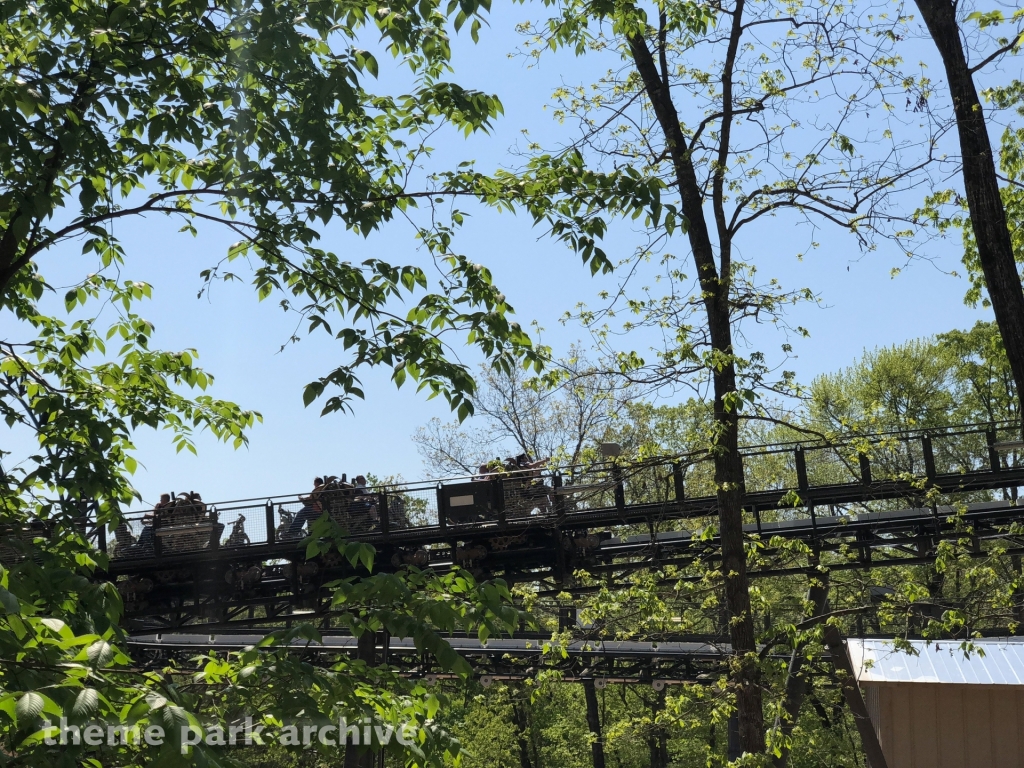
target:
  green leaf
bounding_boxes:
[85,639,115,667]
[0,586,19,615]
[0,695,17,723]
[40,617,65,633]
[302,381,324,407]
[358,544,374,573]
[72,689,99,719]
[15,693,43,722]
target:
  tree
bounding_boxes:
[912,2,1024,421]
[939,321,1019,427]
[0,0,664,551]
[837,325,1021,434]
[809,325,1021,481]
[508,0,935,755]
[810,339,958,433]
[0,0,552,764]
[414,349,627,476]
[800,333,1024,718]
[0,0,549,422]
[407,319,1024,768]
[1,0,681,759]
[411,361,882,766]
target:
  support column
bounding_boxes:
[727,714,741,762]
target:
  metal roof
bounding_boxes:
[848,638,1024,686]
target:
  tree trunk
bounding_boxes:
[622,3,770,753]
[0,59,103,296]
[822,626,888,768]
[914,0,1024,420]
[773,573,830,767]
[345,630,377,768]
[582,678,607,768]
[709,324,764,755]
[626,5,764,753]
[512,699,535,768]
[648,690,669,768]
[1013,555,1024,630]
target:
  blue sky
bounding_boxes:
[1,4,998,508]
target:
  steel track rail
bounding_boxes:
[105,466,1024,578]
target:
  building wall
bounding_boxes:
[865,682,1024,768]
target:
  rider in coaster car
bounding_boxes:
[349,475,378,530]
[285,478,325,539]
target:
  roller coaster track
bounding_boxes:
[124,632,785,685]
[68,422,1024,632]
[125,630,1013,685]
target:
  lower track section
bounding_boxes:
[111,495,1024,630]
